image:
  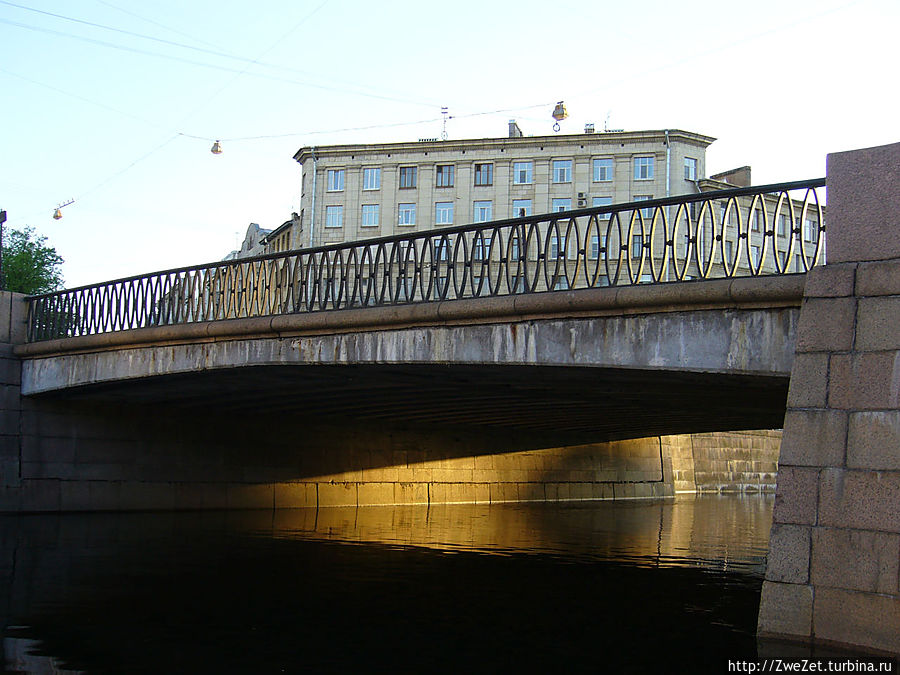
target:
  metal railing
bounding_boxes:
[26,178,825,342]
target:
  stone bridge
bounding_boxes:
[0,141,898,654]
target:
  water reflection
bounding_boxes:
[1,496,773,674]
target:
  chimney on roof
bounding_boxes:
[508,119,523,138]
[710,166,752,187]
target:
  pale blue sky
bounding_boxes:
[1,0,896,288]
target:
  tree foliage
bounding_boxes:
[1,226,65,295]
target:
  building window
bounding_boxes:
[512,199,532,217]
[804,218,817,241]
[593,158,614,182]
[398,203,416,226]
[684,157,698,181]
[752,209,762,232]
[634,195,653,218]
[751,245,761,267]
[550,234,566,259]
[433,238,450,261]
[725,240,734,261]
[363,167,381,190]
[326,169,344,192]
[473,234,487,261]
[589,234,602,260]
[473,200,493,223]
[361,204,379,227]
[592,196,612,219]
[552,159,572,183]
[436,164,454,188]
[512,161,533,185]
[325,205,343,228]
[634,156,654,181]
[552,198,571,212]
[399,166,417,189]
[778,215,787,237]
[474,163,493,186]
[435,202,453,226]
[632,234,644,258]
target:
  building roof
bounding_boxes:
[293,129,717,163]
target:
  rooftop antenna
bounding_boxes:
[440,106,449,140]
[604,110,612,132]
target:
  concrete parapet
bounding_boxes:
[760,140,900,655]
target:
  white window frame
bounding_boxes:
[593,158,613,182]
[552,159,572,184]
[435,202,454,226]
[512,199,532,217]
[362,167,381,191]
[552,198,571,213]
[473,200,493,223]
[361,204,379,228]
[684,157,698,181]
[398,203,416,226]
[325,205,343,228]
[633,194,653,219]
[512,161,533,185]
[592,196,612,219]
[633,156,654,181]
[326,169,344,192]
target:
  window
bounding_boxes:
[725,240,734,261]
[433,237,450,261]
[512,199,532,217]
[684,157,698,181]
[632,234,644,258]
[752,209,762,232]
[363,167,381,190]
[399,166,417,189]
[634,195,653,218]
[435,202,453,226]
[552,159,572,183]
[593,158,614,182]
[778,215,787,236]
[552,198,571,213]
[473,200,493,223]
[474,163,493,186]
[473,235,487,261]
[550,234,566,259]
[361,204,379,227]
[436,164,454,188]
[325,205,343,228]
[326,169,344,192]
[398,203,416,226]
[751,245,761,267]
[634,156,654,180]
[804,218,816,241]
[589,235,600,260]
[513,161,533,185]
[592,196,612,219]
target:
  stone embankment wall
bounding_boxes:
[667,430,781,493]
[758,141,900,655]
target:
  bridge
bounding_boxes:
[1,141,899,655]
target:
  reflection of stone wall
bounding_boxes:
[668,431,781,494]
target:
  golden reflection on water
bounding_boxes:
[265,494,774,573]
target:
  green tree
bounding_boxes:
[1,226,64,295]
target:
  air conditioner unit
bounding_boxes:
[577,192,586,199]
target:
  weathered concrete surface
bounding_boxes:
[759,140,900,656]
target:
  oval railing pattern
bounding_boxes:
[27,178,825,342]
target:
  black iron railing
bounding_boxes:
[26,178,825,342]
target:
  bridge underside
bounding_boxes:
[34,363,789,446]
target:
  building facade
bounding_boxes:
[292,125,716,249]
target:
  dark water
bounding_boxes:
[0,495,787,673]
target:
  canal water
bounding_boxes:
[0,495,788,673]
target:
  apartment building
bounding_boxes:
[291,124,716,249]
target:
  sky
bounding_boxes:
[1,0,897,289]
